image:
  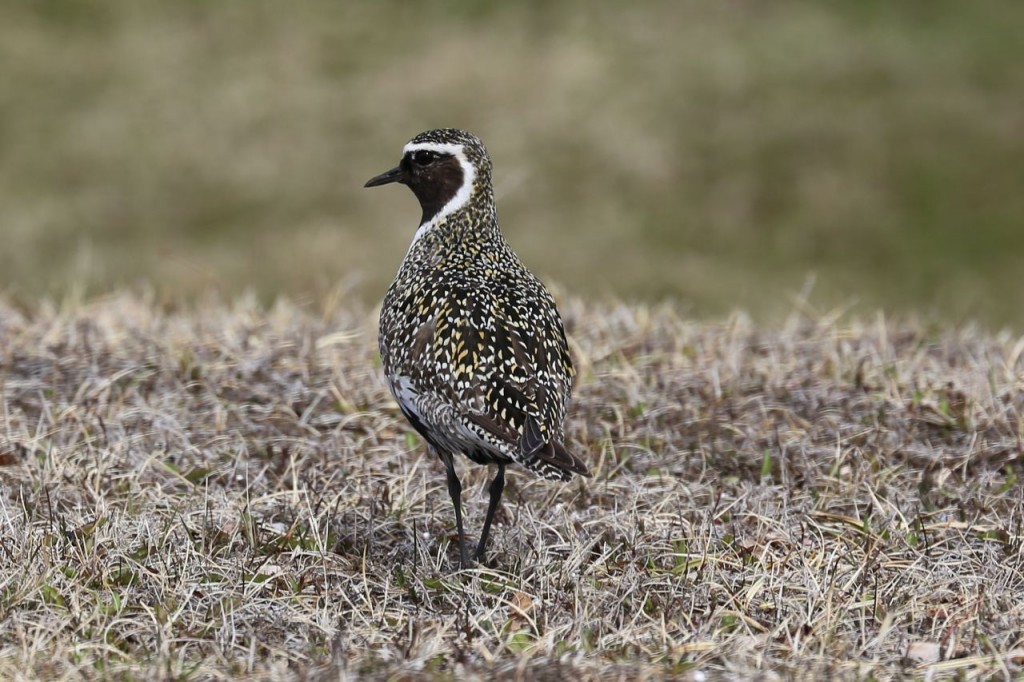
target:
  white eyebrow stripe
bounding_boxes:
[402,142,476,251]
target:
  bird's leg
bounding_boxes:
[474,463,506,561]
[440,452,472,568]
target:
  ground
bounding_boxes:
[1,294,1022,680]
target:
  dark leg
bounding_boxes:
[439,451,472,568]
[474,464,506,561]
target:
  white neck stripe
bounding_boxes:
[402,142,476,251]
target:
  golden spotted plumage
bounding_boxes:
[367,128,589,567]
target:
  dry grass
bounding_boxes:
[1,292,1023,680]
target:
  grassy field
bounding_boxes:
[2,1,1024,326]
[2,2,1024,678]
[1,294,1022,679]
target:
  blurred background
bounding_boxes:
[2,1,1022,326]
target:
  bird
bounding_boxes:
[365,128,590,568]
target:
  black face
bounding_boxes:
[365,149,465,224]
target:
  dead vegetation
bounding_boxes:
[1,293,1022,680]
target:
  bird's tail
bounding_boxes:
[520,415,591,480]
[526,440,591,481]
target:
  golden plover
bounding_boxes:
[366,128,590,567]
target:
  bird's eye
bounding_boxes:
[412,151,437,167]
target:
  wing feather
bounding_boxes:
[390,278,586,477]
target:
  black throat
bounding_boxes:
[406,156,466,224]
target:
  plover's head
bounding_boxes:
[365,128,493,226]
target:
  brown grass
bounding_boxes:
[1,292,1023,680]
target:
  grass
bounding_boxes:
[1,292,1022,679]
[2,3,1023,676]
[1,1,1024,326]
